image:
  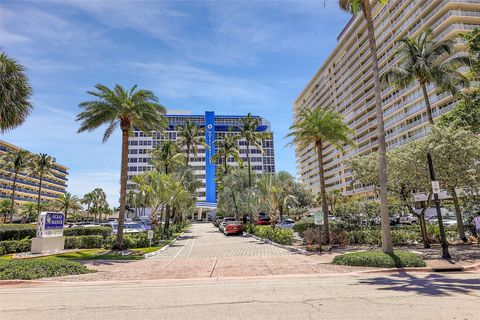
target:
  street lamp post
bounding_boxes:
[427,153,451,259]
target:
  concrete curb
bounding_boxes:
[144,229,188,259]
[244,232,311,255]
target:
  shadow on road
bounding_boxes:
[358,272,480,296]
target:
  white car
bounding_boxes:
[428,215,457,227]
[399,214,418,224]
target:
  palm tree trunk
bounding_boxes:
[246,141,252,188]
[224,156,228,174]
[363,0,393,254]
[316,140,329,245]
[37,173,44,214]
[114,128,129,250]
[231,190,239,219]
[9,171,18,223]
[64,205,68,224]
[186,144,190,166]
[421,83,434,125]
[451,187,467,242]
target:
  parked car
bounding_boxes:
[224,221,243,236]
[132,218,152,231]
[427,214,458,227]
[276,219,295,229]
[101,222,144,234]
[257,216,271,225]
[399,214,418,224]
[68,222,101,228]
[219,217,236,233]
[213,217,223,227]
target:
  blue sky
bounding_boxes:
[0,0,351,206]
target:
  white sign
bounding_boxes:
[36,212,64,238]
[147,230,154,240]
[431,180,440,195]
[314,211,324,225]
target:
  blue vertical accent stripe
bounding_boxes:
[205,111,216,203]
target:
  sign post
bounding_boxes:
[31,212,65,254]
[147,230,154,247]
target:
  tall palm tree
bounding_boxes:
[81,192,94,218]
[54,192,81,223]
[77,84,166,250]
[238,113,266,188]
[338,0,392,253]
[0,53,33,132]
[0,149,32,223]
[212,134,242,174]
[287,107,354,244]
[20,202,37,223]
[90,188,107,222]
[382,30,471,125]
[257,174,284,228]
[382,30,471,242]
[30,153,55,214]
[150,140,186,174]
[176,121,205,166]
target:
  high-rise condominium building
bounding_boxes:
[127,111,275,213]
[0,140,69,206]
[293,0,480,198]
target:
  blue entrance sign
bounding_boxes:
[45,212,64,229]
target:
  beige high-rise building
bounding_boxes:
[293,0,480,198]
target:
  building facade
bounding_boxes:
[0,140,69,206]
[127,111,275,206]
[293,0,480,198]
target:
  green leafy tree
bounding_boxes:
[339,0,392,254]
[176,121,205,166]
[382,30,471,125]
[463,27,480,79]
[77,84,166,250]
[0,149,32,223]
[30,153,55,214]
[0,199,11,223]
[238,113,266,188]
[0,52,33,132]
[287,107,354,244]
[439,89,480,134]
[54,192,81,223]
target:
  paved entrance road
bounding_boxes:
[1,273,478,320]
[54,223,364,281]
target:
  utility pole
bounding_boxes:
[427,153,451,259]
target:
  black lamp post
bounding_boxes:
[427,153,451,259]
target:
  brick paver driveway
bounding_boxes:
[57,223,368,281]
[148,223,291,259]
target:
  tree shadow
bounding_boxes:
[358,272,480,296]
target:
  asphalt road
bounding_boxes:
[1,272,478,320]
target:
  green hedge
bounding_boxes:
[332,250,426,268]
[64,227,112,238]
[0,224,36,241]
[65,235,104,249]
[293,217,315,236]
[103,232,150,249]
[0,239,32,255]
[0,224,112,241]
[251,226,294,245]
[0,257,92,280]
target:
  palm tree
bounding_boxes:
[150,140,186,174]
[0,149,32,223]
[212,134,242,174]
[257,174,283,228]
[326,189,343,213]
[382,30,471,242]
[30,153,55,214]
[90,188,107,222]
[287,107,354,244]
[238,113,266,188]
[54,192,81,223]
[20,202,37,223]
[77,84,166,250]
[0,53,33,132]
[338,0,392,254]
[81,192,94,218]
[0,199,11,223]
[176,121,205,166]
[382,30,471,125]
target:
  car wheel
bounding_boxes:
[411,221,417,224]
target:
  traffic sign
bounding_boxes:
[431,180,440,195]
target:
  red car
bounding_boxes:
[224,221,244,235]
[256,217,271,225]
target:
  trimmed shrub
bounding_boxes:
[0,257,92,280]
[0,239,32,255]
[293,217,315,236]
[64,235,103,249]
[103,232,149,249]
[64,227,112,238]
[252,226,294,245]
[0,224,36,241]
[332,250,426,268]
